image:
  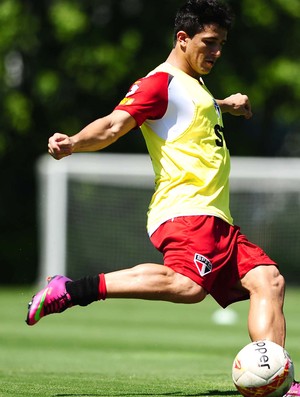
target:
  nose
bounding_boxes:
[210,43,222,58]
[213,46,222,58]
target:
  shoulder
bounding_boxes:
[128,72,173,97]
[115,72,173,126]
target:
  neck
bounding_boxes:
[166,49,200,79]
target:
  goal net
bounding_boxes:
[36,153,300,284]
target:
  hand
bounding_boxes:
[48,133,73,160]
[218,93,253,119]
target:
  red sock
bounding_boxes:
[98,273,107,300]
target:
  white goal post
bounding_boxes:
[36,153,300,284]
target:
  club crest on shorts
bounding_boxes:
[194,253,212,276]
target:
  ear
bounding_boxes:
[176,31,189,47]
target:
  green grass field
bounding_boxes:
[1,286,300,397]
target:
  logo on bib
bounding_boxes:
[213,98,221,118]
[194,254,212,277]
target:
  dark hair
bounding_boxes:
[173,0,234,44]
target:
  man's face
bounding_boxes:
[181,23,228,78]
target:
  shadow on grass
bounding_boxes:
[54,390,240,397]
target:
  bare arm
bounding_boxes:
[48,110,137,160]
[217,93,253,119]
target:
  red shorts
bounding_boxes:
[150,215,277,308]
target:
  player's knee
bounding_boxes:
[243,265,285,298]
[187,286,207,303]
[173,271,207,303]
[260,266,285,295]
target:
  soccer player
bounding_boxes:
[26,0,299,394]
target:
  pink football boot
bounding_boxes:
[285,381,300,397]
[26,275,72,326]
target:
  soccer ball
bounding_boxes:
[232,340,294,397]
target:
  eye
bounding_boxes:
[204,39,215,46]
[203,38,226,47]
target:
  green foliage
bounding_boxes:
[49,1,88,41]
[0,0,298,156]
[61,29,141,94]
[0,0,38,52]
[275,0,300,17]
[34,70,60,100]
[242,0,278,27]
[4,91,32,133]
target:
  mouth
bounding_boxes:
[205,59,215,67]
[198,59,216,75]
